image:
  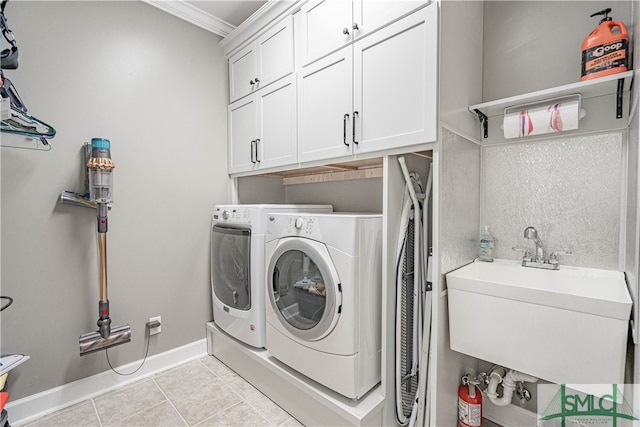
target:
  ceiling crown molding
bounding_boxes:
[142,0,236,37]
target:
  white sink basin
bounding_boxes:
[446,259,632,385]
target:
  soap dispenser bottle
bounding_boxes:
[479,226,494,262]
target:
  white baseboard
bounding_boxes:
[7,339,207,426]
[483,400,538,427]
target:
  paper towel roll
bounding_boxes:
[503,99,580,139]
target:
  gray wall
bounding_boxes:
[483,1,632,100]
[236,176,384,213]
[284,178,383,213]
[0,1,229,399]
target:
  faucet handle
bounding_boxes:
[512,246,532,261]
[549,249,572,265]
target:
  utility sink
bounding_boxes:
[446,259,632,385]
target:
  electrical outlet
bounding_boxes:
[147,316,162,335]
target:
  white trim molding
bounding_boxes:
[7,339,207,426]
[142,0,236,37]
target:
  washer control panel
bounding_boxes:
[213,206,252,224]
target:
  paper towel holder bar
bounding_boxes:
[501,94,586,139]
[503,94,581,117]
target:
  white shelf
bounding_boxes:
[469,71,633,118]
[468,71,633,142]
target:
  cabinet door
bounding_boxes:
[353,4,437,154]
[298,47,353,163]
[353,0,427,40]
[229,43,258,103]
[228,96,258,174]
[299,0,353,66]
[256,75,297,169]
[257,15,294,89]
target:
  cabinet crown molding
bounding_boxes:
[220,0,302,56]
[142,0,235,37]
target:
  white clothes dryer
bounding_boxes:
[265,212,383,399]
[211,204,332,349]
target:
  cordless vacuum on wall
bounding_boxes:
[78,138,131,356]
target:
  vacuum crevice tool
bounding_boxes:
[79,138,131,356]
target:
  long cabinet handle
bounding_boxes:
[250,140,256,164]
[353,111,359,145]
[255,138,261,162]
[343,113,350,146]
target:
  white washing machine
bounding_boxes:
[265,212,383,399]
[211,204,332,349]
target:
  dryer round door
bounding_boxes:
[268,237,342,341]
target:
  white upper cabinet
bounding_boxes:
[229,43,257,103]
[354,0,427,40]
[229,75,298,174]
[298,4,437,163]
[229,15,294,103]
[298,48,353,163]
[299,0,352,67]
[353,4,437,153]
[226,0,437,173]
[228,96,258,173]
[299,0,426,66]
[256,76,297,170]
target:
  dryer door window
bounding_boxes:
[268,238,341,341]
[211,224,251,310]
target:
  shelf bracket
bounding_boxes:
[473,109,488,138]
[616,78,624,119]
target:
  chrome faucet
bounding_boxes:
[524,226,545,263]
[512,226,572,270]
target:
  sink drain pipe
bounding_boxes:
[486,367,538,407]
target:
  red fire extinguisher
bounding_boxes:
[458,375,482,427]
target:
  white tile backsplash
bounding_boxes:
[483,131,623,270]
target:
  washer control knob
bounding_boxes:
[294,217,304,229]
[222,210,229,220]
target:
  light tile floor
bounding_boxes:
[23,356,303,427]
